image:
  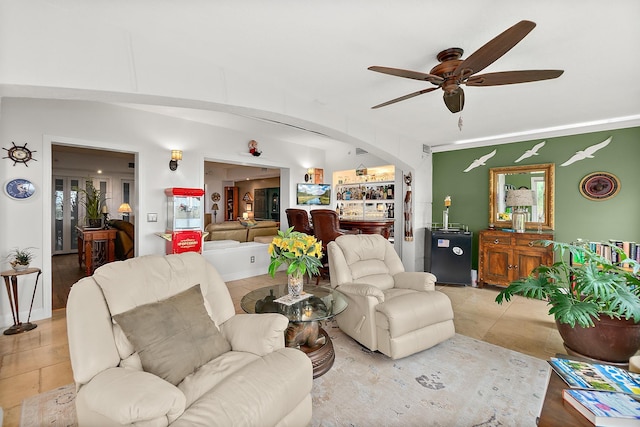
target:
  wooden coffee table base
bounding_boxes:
[300,328,334,378]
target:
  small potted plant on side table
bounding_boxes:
[7,247,36,271]
[496,240,640,364]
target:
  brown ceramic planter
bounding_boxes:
[556,316,640,363]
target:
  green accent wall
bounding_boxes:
[433,127,640,269]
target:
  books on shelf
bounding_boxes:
[563,389,640,426]
[582,240,640,264]
[549,357,640,396]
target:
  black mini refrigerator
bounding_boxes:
[425,229,473,286]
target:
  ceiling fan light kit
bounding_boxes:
[369,20,564,113]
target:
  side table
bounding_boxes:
[1,268,42,335]
[76,226,117,276]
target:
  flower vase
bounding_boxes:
[287,272,304,297]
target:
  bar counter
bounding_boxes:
[339,219,394,239]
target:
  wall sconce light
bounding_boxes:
[169,150,183,171]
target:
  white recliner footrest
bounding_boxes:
[375,291,454,338]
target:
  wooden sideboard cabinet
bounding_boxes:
[76,226,117,276]
[478,229,554,288]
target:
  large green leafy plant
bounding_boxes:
[496,240,640,328]
[74,179,105,220]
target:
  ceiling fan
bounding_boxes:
[368,20,564,113]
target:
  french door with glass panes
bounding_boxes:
[53,176,110,254]
[120,179,135,222]
[53,177,80,254]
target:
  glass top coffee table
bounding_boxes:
[241,284,347,378]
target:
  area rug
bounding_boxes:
[20,329,549,427]
[313,324,550,427]
[20,383,76,427]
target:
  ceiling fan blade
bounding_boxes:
[371,87,439,109]
[453,20,536,77]
[443,88,465,113]
[368,66,444,84]
[466,70,564,86]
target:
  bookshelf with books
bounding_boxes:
[571,239,640,273]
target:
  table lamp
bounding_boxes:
[212,203,219,223]
[506,189,534,233]
[118,203,132,221]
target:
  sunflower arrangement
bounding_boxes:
[268,227,323,279]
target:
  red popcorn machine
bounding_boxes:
[163,187,206,254]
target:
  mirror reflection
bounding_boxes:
[489,163,554,230]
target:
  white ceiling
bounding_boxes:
[3,1,640,155]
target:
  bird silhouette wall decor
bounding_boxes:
[514,141,545,163]
[560,137,612,166]
[463,149,497,172]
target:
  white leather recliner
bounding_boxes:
[67,252,312,426]
[328,234,455,359]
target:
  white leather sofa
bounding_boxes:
[328,234,455,359]
[66,252,312,426]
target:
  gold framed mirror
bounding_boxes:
[489,163,555,230]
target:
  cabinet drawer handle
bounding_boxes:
[528,241,534,247]
[494,239,500,244]
[508,264,513,270]
[514,264,518,270]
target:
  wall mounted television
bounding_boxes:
[296,183,331,206]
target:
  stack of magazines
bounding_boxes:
[549,357,640,426]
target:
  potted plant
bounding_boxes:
[268,227,323,297]
[496,240,640,363]
[75,179,105,228]
[7,247,36,271]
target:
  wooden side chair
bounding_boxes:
[310,209,358,283]
[285,208,314,235]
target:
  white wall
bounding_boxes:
[0,97,434,328]
[0,98,328,327]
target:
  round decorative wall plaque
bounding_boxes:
[5,178,36,200]
[579,171,620,201]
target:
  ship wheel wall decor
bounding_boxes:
[3,142,37,166]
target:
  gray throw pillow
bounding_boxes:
[113,284,231,385]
